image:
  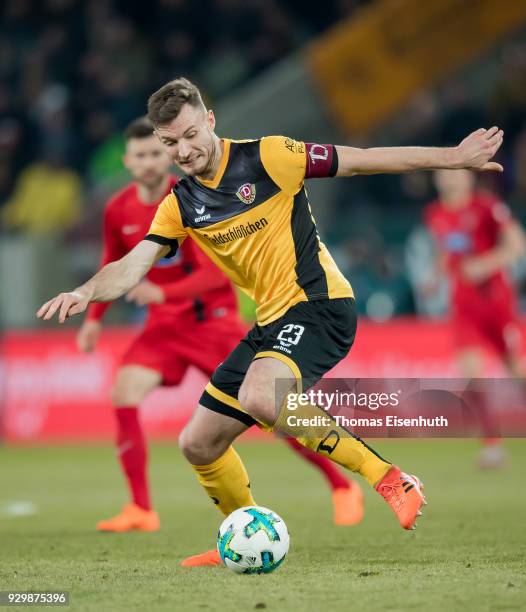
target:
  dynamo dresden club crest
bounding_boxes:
[236,183,256,205]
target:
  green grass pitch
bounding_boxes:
[1,439,525,611]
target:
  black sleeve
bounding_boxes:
[144,234,179,258]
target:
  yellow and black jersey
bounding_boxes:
[146,135,353,326]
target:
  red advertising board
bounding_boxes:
[0,320,518,442]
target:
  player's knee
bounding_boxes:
[238,385,275,425]
[111,366,160,407]
[178,427,224,465]
[112,367,159,406]
[111,380,144,407]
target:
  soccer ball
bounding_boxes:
[217,506,289,574]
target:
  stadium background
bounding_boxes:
[2,0,526,441]
[1,3,526,611]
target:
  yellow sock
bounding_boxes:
[297,431,390,486]
[276,401,391,486]
[191,446,255,516]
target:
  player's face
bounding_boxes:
[433,169,475,209]
[154,104,217,177]
[124,135,172,188]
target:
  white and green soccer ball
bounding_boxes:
[217,506,289,574]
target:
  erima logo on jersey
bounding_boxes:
[236,183,256,205]
[193,204,211,223]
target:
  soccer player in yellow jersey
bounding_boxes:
[38,78,504,567]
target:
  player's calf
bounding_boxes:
[178,426,228,465]
[178,403,247,465]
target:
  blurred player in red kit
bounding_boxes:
[77,117,363,532]
[425,169,526,467]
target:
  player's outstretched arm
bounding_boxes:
[125,247,227,306]
[37,240,169,323]
[335,127,504,176]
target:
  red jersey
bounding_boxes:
[424,190,514,304]
[86,178,238,324]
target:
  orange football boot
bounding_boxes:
[96,503,160,532]
[332,481,364,526]
[375,465,426,530]
[180,548,222,568]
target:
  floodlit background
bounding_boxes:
[1,5,526,611]
[2,0,526,441]
[2,0,526,318]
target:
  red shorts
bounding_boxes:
[453,293,521,357]
[121,314,248,385]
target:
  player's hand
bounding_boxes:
[453,127,504,172]
[37,289,92,323]
[77,320,102,352]
[461,257,492,283]
[125,280,165,306]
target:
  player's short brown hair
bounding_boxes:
[124,116,154,141]
[147,77,205,126]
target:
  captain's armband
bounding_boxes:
[305,143,339,178]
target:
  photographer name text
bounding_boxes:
[286,414,448,428]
